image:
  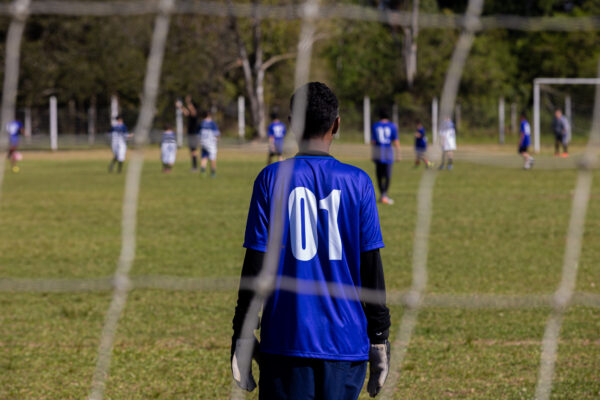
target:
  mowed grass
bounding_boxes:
[1,146,599,399]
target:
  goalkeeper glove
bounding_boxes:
[367,340,391,397]
[231,336,260,392]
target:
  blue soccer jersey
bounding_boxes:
[244,154,384,361]
[7,121,22,147]
[520,120,531,147]
[161,130,176,144]
[111,123,128,139]
[268,121,287,152]
[415,127,427,150]
[371,121,398,164]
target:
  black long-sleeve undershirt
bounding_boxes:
[231,248,391,345]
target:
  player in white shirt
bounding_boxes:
[161,126,177,173]
[198,111,220,177]
[438,117,456,171]
[108,115,132,173]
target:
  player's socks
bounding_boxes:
[192,156,198,170]
[211,170,216,178]
[117,162,123,173]
[108,158,116,172]
[447,159,453,170]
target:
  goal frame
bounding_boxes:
[533,77,600,153]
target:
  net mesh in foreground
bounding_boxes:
[0,1,599,400]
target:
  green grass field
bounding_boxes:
[1,145,599,399]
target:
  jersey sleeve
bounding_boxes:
[267,123,274,137]
[243,170,270,252]
[212,122,220,137]
[359,173,385,252]
[371,124,377,142]
[391,124,398,141]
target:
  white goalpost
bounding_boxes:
[533,77,600,153]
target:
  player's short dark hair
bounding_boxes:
[201,110,210,119]
[116,115,123,120]
[289,82,338,140]
[415,119,422,125]
[520,112,527,119]
[270,111,279,120]
[378,107,390,120]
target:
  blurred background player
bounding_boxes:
[198,110,220,177]
[108,115,131,173]
[438,117,456,171]
[161,125,177,173]
[552,109,568,157]
[371,108,400,204]
[6,120,23,173]
[414,120,432,168]
[176,95,199,171]
[231,82,391,399]
[267,112,287,164]
[519,113,534,170]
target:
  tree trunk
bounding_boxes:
[404,0,419,88]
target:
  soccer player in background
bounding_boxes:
[6,120,23,173]
[552,109,568,157]
[519,113,534,170]
[371,108,400,204]
[198,110,220,177]
[160,125,177,173]
[414,120,432,168]
[176,95,199,171]
[108,115,131,173]
[231,82,391,399]
[438,117,457,170]
[267,112,287,164]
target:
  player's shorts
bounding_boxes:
[415,148,427,158]
[201,144,217,161]
[161,142,177,165]
[111,139,127,162]
[518,144,529,154]
[187,134,198,151]
[269,140,284,156]
[442,139,456,152]
[554,134,564,143]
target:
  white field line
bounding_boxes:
[87,1,173,399]
[534,58,600,400]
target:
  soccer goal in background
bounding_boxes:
[533,77,600,153]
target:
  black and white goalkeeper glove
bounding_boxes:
[231,337,260,392]
[367,340,391,397]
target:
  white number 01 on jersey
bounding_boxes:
[288,187,342,261]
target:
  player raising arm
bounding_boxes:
[231,82,391,399]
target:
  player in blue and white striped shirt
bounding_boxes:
[161,126,177,173]
[7,120,23,173]
[108,115,131,173]
[198,111,220,177]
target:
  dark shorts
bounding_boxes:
[518,145,529,154]
[258,352,367,400]
[270,140,284,156]
[554,134,564,143]
[187,134,198,151]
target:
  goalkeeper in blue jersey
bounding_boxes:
[414,120,432,168]
[231,82,391,399]
[371,108,400,205]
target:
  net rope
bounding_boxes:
[0,1,599,399]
